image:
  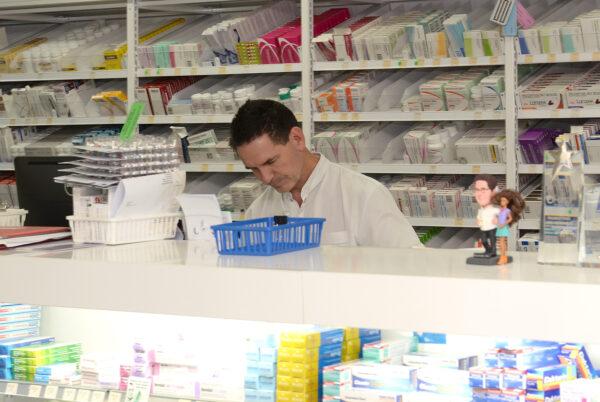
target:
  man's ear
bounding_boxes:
[289,126,305,149]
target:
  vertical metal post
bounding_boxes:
[504,36,519,250]
[126,0,138,113]
[300,0,313,146]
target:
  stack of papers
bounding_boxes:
[0,227,71,249]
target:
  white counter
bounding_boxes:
[1,241,599,342]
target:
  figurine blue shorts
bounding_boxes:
[496,226,510,237]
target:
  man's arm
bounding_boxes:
[358,185,422,248]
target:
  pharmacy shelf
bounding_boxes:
[518,52,600,64]
[181,162,247,172]
[519,164,600,174]
[315,110,504,122]
[341,162,505,175]
[0,162,14,171]
[0,117,126,126]
[519,219,540,230]
[408,217,478,227]
[518,109,600,119]
[180,162,505,174]
[0,70,127,82]
[4,241,600,342]
[0,380,236,402]
[138,64,301,77]
[139,114,302,124]
[314,56,504,71]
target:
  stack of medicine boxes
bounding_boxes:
[0,304,41,343]
[11,342,82,382]
[341,328,360,362]
[277,329,344,402]
[0,336,55,380]
[359,329,382,357]
[245,335,278,402]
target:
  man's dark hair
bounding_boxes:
[230,99,298,149]
[474,174,498,191]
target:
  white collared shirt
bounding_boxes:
[245,155,422,248]
[477,204,500,231]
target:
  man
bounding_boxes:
[230,99,421,248]
[473,174,500,258]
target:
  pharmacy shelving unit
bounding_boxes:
[0,0,564,238]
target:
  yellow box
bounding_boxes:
[280,332,321,349]
[278,347,319,364]
[277,391,318,402]
[344,328,359,341]
[277,375,318,393]
[278,362,319,379]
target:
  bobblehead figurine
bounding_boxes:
[467,174,501,266]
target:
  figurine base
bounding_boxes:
[466,255,513,266]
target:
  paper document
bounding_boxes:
[111,171,186,218]
[177,194,224,240]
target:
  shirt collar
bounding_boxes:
[284,154,328,204]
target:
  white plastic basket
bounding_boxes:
[0,209,27,227]
[67,213,180,245]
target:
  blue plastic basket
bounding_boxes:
[211,217,325,256]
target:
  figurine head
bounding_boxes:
[493,189,525,226]
[473,174,498,208]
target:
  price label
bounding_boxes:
[32,118,39,125]
[428,165,438,173]
[44,386,59,399]
[174,68,181,75]
[284,64,294,72]
[178,399,191,402]
[107,392,122,402]
[147,115,155,124]
[351,113,359,121]
[207,115,214,123]
[454,218,465,227]
[108,116,116,124]
[572,109,582,117]
[350,164,359,171]
[9,119,16,125]
[340,112,348,121]
[450,58,460,66]
[570,53,580,62]
[144,69,150,76]
[190,67,199,75]
[226,164,234,172]
[398,60,407,68]
[468,57,477,65]
[358,60,368,69]
[157,68,163,76]
[524,55,534,64]
[28,385,42,398]
[62,388,76,402]
[175,115,182,123]
[218,66,227,74]
[528,165,539,174]
[474,111,483,119]
[320,113,329,122]
[46,117,54,125]
[201,163,208,172]
[382,59,392,68]
[432,58,441,66]
[416,58,425,66]
[490,56,499,64]
[5,383,18,395]
[90,71,97,79]
[91,391,105,402]
[415,112,423,120]
[551,110,561,118]
[547,54,557,63]
[341,61,350,70]
[472,165,481,174]
[77,389,91,402]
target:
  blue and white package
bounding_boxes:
[0,336,55,355]
[245,389,259,402]
[257,390,275,402]
[351,363,417,392]
[503,368,527,389]
[0,319,41,333]
[525,388,560,402]
[498,346,560,369]
[0,310,42,324]
[416,367,471,397]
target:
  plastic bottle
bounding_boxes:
[20,51,33,73]
[222,91,235,113]
[211,93,223,113]
[290,87,302,112]
[191,93,203,114]
[38,50,52,72]
[234,88,248,109]
[278,88,291,109]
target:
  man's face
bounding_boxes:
[474,179,494,207]
[236,129,305,193]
